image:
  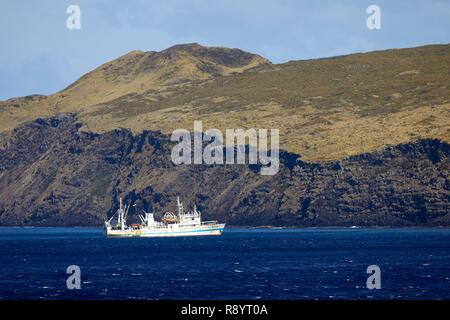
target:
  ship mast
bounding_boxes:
[118,198,125,230]
[177,196,184,215]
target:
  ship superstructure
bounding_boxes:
[104,197,225,237]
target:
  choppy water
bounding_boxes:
[0,227,449,300]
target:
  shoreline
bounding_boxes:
[1,225,449,230]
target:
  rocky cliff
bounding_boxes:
[0,114,448,226]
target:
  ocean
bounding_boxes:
[0,227,449,300]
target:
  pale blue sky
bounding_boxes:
[1,0,449,99]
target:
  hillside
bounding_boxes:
[1,43,449,161]
[0,43,449,226]
[0,115,449,226]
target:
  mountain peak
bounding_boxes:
[164,42,202,51]
[161,43,271,69]
[49,43,271,110]
[114,43,272,74]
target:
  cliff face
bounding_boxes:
[0,114,448,227]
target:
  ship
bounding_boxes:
[104,197,225,237]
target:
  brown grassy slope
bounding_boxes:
[0,43,270,130]
[0,43,449,161]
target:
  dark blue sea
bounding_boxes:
[0,227,449,300]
